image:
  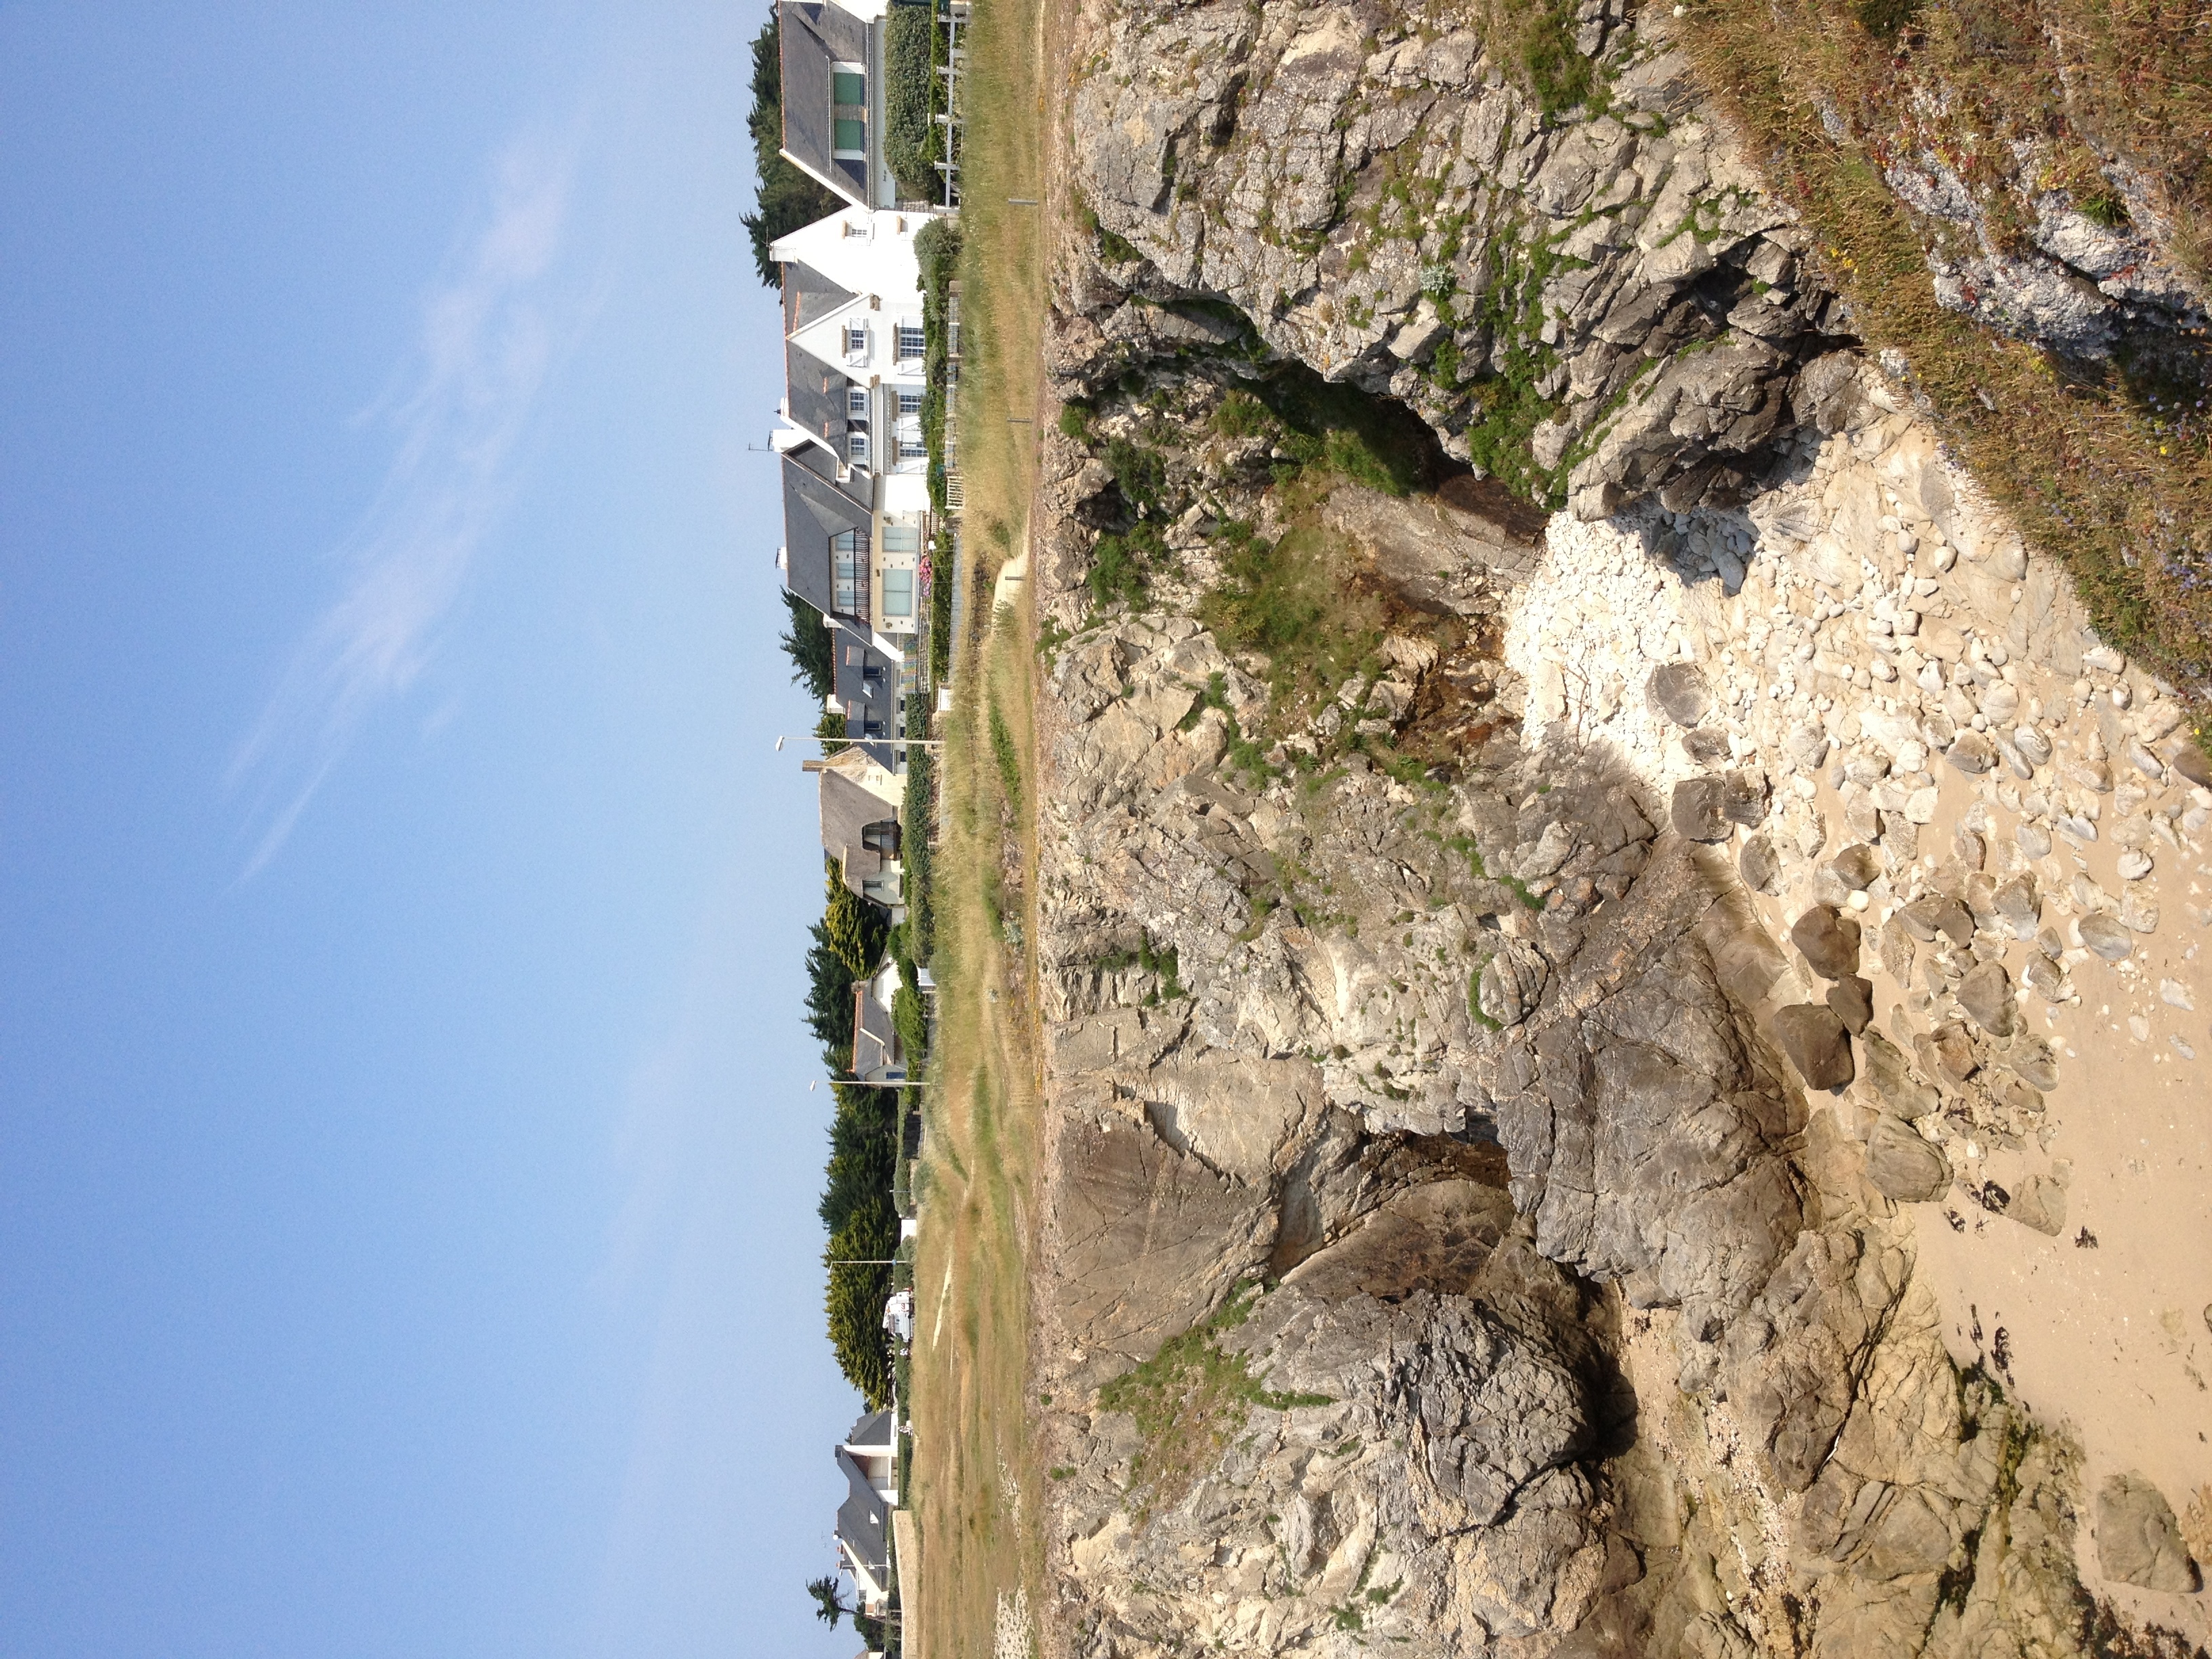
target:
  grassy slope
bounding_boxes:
[1675,0,2212,708]
[905,0,1052,1653]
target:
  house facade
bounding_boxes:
[834,1405,897,1614]
[851,958,905,1082]
[772,205,934,661]
[777,0,931,213]
[805,747,903,911]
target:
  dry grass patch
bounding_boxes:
[905,0,1054,1656]
[1677,0,2212,704]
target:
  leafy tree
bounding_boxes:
[781,590,834,703]
[743,18,844,287]
[826,1203,897,1405]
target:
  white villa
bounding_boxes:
[773,207,935,661]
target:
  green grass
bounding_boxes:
[1198,517,1385,723]
[987,698,1022,813]
[1096,1287,1332,1521]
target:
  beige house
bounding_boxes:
[805,747,903,913]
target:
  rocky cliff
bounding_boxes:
[1025,2,2212,1655]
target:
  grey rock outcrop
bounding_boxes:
[1864,1115,1952,1203]
[2095,1473,2203,1594]
[1064,0,1854,520]
[1022,6,2203,1649]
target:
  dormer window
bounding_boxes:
[832,528,867,616]
[847,430,870,466]
[847,386,870,419]
[832,64,866,160]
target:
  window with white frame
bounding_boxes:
[846,386,869,419]
[895,323,924,361]
[899,434,926,461]
[832,529,867,615]
[832,64,866,159]
[846,430,870,466]
[844,321,867,360]
[880,568,914,619]
[895,387,922,416]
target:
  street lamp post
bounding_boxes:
[776,735,945,751]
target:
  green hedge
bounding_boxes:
[901,697,936,962]
[882,6,940,204]
[917,217,963,517]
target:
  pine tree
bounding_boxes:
[825,1204,896,1406]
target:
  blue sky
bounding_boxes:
[0,5,861,1655]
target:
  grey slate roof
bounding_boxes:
[779,0,871,205]
[834,1446,890,1583]
[846,1408,893,1448]
[785,260,855,335]
[782,454,870,617]
[853,977,898,1077]
[832,626,899,770]
[787,338,851,448]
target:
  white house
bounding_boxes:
[772,206,935,659]
[834,1408,899,1614]
[778,0,918,213]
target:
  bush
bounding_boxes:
[893,980,928,1070]
[928,531,954,689]
[1211,390,1268,438]
[903,747,936,962]
[1103,437,1168,514]
[816,705,848,756]
[988,699,1022,811]
[882,6,940,203]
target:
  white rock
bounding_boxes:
[1905,787,1939,824]
[2117,849,2154,880]
[2159,979,2194,1011]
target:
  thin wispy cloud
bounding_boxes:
[231,128,583,876]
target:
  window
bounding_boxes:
[847,386,869,419]
[832,529,867,616]
[899,435,926,462]
[896,388,922,416]
[880,524,920,554]
[844,321,867,359]
[846,430,870,466]
[880,568,915,618]
[832,66,866,159]
[895,323,925,361]
[861,821,899,855]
